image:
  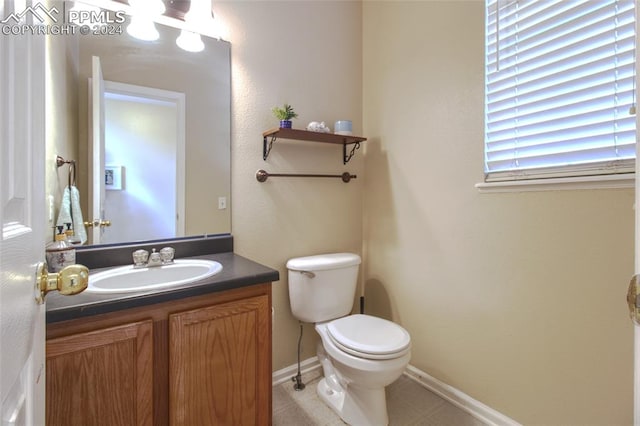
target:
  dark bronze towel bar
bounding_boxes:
[255,169,356,183]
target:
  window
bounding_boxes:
[484,0,636,182]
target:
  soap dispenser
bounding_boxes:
[64,222,80,245]
[46,225,76,272]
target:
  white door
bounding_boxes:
[635,5,640,421]
[635,149,640,422]
[89,55,107,245]
[0,1,47,424]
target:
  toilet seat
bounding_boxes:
[326,314,411,360]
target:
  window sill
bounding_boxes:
[475,174,635,193]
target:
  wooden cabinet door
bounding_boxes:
[46,320,154,426]
[169,295,271,425]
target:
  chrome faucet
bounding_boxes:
[132,247,175,268]
[147,249,163,267]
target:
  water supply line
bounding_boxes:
[291,322,306,391]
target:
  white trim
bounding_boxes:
[272,356,321,386]
[272,359,520,425]
[476,173,634,193]
[404,365,521,426]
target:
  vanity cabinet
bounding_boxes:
[46,320,153,426]
[170,294,270,424]
[46,283,272,426]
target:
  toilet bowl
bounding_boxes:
[286,253,411,426]
[315,315,411,425]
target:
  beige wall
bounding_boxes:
[217,0,364,370]
[362,1,634,425]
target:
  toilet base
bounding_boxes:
[317,377,389,426]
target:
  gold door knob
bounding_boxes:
[628,275,640,325]
[36,262,89,304]
[84,219,111,228]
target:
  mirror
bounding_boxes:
[73,12,231,246]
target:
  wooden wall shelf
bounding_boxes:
[262,127,367,164]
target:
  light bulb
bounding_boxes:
[183,0,220,38]
[126,16,159,41]
[184,0,212,25]
[176,29,204,52]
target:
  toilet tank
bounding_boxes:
[286,253,361,323]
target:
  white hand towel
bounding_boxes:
[56,185,87,244]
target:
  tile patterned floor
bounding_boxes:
[273,369,488,426]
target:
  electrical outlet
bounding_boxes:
[218,196,227,210]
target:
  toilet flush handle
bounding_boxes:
[299,270,316,278]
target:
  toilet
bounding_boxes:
[286,253,411,426]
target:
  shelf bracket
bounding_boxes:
[343,142,361,164]
[263,135,277,160]
[262,129,366,163]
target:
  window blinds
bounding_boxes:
[485,0,636,181]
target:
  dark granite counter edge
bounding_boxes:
[47,243,280,324]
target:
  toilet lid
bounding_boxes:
[327,314,411,359]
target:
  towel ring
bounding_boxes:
[56,155,76,186]
[56,155,78,229]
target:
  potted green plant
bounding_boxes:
[271,103,298,129]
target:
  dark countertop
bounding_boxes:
[46,237,280,323]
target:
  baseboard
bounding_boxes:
[404,365,521,426]
[272,359,519,426]
[272,356,321,386]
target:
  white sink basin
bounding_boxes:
[86,259,223,293]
